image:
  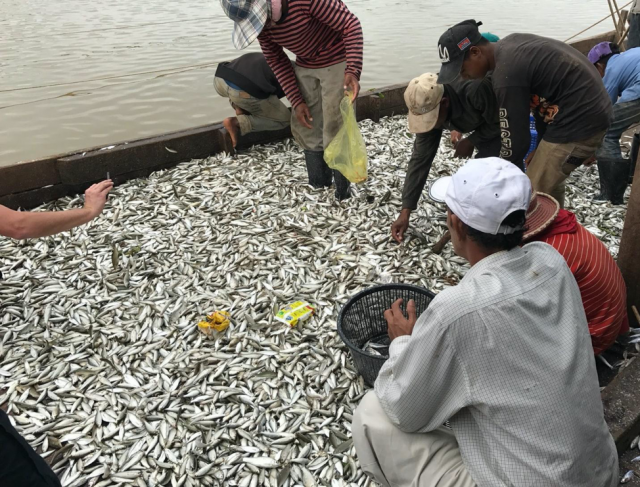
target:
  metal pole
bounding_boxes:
[617,150,640,322]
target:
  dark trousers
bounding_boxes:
[628,13,640,49]
[596,99,640,160]
[0,410,61,487]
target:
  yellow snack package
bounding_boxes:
[275,301,315,327]
[323,95,368,183]
[197,310,231,335]
[197,320,212,336]
[207,311,231,332]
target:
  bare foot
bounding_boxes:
[223,117,240,147]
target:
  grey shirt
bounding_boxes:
[375,243,618,487]
[632,0,640,14]
[492,34,612,164]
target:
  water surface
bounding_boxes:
[0,0,614,165]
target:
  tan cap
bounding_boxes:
[404,73,445,134]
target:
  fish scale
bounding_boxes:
[0,116,627,487]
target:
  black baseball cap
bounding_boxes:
[437,20,483,84]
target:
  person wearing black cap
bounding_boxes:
[437,20,613,208]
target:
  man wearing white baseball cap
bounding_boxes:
[353,158,617,487]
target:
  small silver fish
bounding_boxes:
[621,470,635,484]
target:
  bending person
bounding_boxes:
[437,20,612,207]
[589,42,640,204]
[214,52,291,148]
[392,73,500,242]
[220,0,363,201]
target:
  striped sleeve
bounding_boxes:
[310,0,363,79]
[258,34,304,108]
[543,227,628,355]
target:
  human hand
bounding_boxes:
[384,298,417,341]
[343,73,360,103]
[84,180,114,218]
[525,149,536,168]
[583,155,597,166]
[295,103,313,129]
[391,209,411,243]
[450,130,462,145]
[454,137,475,158]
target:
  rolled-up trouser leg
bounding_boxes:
[352,391,476,487]
[304,150,332,188]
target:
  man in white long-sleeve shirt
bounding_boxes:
[352,157,617,487]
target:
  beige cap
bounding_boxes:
[404,73,445,134]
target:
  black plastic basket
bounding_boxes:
[337,284,436,386]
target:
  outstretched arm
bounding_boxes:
[0,180,113,239]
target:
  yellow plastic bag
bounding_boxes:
[324,95,368,183]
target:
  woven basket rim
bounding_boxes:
[337,283,436,360]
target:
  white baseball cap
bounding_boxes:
[404,73,445,133]
[444,157,531,235]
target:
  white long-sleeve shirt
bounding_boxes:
[375,243,617,487]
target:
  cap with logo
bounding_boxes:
[220,0,271,50]
[437,19,483,84]
[443,157,531,235]
[403,73,445,134]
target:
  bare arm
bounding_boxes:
[0,180,113,240]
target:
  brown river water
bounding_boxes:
[0,0,616,166]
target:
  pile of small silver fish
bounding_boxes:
[0,116,628,487]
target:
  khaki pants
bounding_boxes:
[291,62,347,151]
[213,77,290,136]
[352,392,476,487]
[527,130,606,208]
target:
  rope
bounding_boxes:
[0,61,222,94]
[564,0,633,42]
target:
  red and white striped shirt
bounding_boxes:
[532,214,629,355]
[258,0,363,108]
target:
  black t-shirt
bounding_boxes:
[492,33,613,164]
[215,52,286,99]
[446,75,500,148]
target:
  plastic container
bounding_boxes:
[524,114,538,164]
[337,284,436,386]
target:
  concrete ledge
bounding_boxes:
[0,157,61,196]
[56,123,232,186]
[602,357,640,453]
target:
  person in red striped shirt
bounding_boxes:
[220,0,363,200]
[523,192,629,354]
